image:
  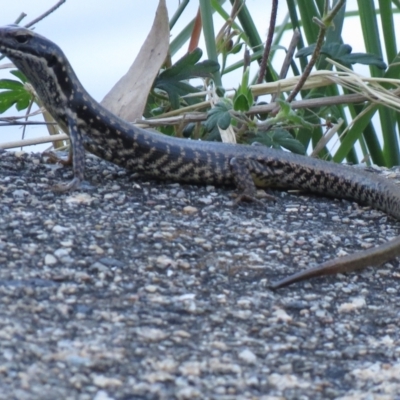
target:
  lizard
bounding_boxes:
[1,24,400,289]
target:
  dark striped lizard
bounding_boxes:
[1,25,400,289]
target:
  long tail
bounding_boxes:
[270,233,400,288]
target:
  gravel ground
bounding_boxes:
[0,150,399,400]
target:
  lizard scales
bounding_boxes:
[1,25,400,288]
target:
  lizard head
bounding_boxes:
[0,25,83,115]
[0,25,66,78]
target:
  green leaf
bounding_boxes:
[233,93,251,112]
[15,95,30,111]
[265,99,314,131]
[204,100,232,132]
[0,77,32,113]
[234,64,254,110]
[296,42,386,69]
[230,42,243,55]
[182,122,196,138]
[160,48,202,80]
[276,98,291,115]
[159,81,203,109]
[10,70,28,83]
[251,136,272,147]
[150,106,165,116]
[154,48,220,109]
[338,53,386,69]
[232,68,254,112]
[161,57,219,81]
[0,90,30,113]
[297,43,352,59]
[271,129,306,154]
[0,79,24,90]
[217,111,231,130]
[251,129,305,154]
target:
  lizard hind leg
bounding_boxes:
[229,157,277,204]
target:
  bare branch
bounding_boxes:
[0,121,57,127]
[271,28,300,103]
[256,0,278,84]
[286,0,346,103]
[24,0,67,28]
[0,134,68,150]
[278,28,300,80]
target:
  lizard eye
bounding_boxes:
[15,34,30,44]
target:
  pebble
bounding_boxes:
[238,349,257,364]
[0,151,399,398]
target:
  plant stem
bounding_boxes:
[286,0,346,103]
[257,0,278,84]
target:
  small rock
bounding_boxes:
[238,349,257,364]
[183,206,198,214]
[92,375,122,388]
[52,225,70,233]
[44,254,58,266]
[136,327,168,342]
[155,255,176,269]
[93,391,115,400]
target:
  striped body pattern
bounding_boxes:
[1,24,400,287]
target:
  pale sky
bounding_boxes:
[1,1,282,100]
[0,1,366,147]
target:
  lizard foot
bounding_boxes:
[235,191,277,206]
[43,151,72,166]
[52,177,82,192]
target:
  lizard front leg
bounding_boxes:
[43,146,73,166]
[52,118,86,192]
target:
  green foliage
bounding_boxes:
[297,43,387,69]
[154,48,219,109]
[251,99,309,154]
[253,129,306,154]
[0,71,32,113]
[203,97,306,153]
[204,100,232,131]
[10,69,28,83]
[2,1,400,168]
[233,86,253,112]
[232,66,253,112]
[263,99,314,133]
[270,129,306,154]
